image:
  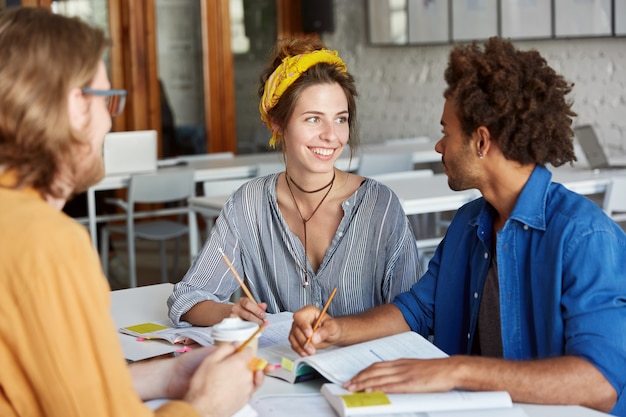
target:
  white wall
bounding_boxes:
[323,1,626,155]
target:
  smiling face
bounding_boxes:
[435,98,481,191]
[278,82,349,176]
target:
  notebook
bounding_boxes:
[103,130,158,175]
[574,124,626,170]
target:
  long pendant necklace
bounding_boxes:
[285,169,336,288]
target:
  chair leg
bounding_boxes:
[160,241,169,284]
[173,236,181,281]
[128,232,137,288]
[100,227,110,278]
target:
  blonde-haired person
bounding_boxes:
[0,7,264,417]
[168,36,421,327]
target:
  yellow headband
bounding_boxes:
[259,49,347,148]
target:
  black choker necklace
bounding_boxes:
[285,170,336,287]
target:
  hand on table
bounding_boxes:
[343,357,459,394]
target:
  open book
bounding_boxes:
[118,311,294,347]
[321,384,513,417]
[258,331,448,384]
[119,321,215,345]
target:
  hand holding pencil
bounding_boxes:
[218,247,267,325]
[288,288,339,357]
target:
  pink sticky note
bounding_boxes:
[175,346,192,353]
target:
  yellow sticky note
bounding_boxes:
[281,357,295,372]
[124,322,169,334]
[340,391,391,408]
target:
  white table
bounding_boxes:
[110,283,178,362]
[187,174,478,257]
[382,167,624,216]
[361,141,441,164]
[87,143,442,251]
[111,284,612,417]
[189,174,478,222]
[550,165,624,195]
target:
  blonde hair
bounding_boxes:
[0,7,108,197]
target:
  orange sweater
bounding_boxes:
[0,172,198,417]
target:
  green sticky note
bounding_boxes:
[341,391,391,408]
[124,322,169,334]
[281,357,295,372]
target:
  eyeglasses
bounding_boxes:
[81,88,127,117]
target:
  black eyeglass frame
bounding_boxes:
[81,88,128,117]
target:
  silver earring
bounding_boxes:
[478,151,483,159]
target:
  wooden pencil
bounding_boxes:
[305,287,337,347]
[218,247,258,304]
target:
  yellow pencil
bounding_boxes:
[218,247,258,304]
[305,287,337,347]
[235,324,265,353]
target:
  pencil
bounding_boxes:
[235,324,265,352]
[218,247,258,304]
[305,287,337,347]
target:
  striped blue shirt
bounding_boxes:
[168,173,421,326]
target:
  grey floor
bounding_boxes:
[104,236,192,290]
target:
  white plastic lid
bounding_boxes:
[211,317,259,342]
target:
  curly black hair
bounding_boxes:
[444,37,577,167]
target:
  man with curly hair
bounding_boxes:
[289,37,626,415]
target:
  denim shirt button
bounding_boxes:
[474,292,479,299]
[467,332,471,339]
[523,224,529,230]
[483,252,489,259]
[338,231,344,237]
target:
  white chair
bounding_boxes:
[100,169,197,288]
[356,152,414,176]
[603,176,626,224]
[189,177,252,242]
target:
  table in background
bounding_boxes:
[549,165,625,195]
[87,142,442,251]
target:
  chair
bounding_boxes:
[356,152,414,176]
[189,177,252,242]
[602,176,626,224]
[100,169,197,288]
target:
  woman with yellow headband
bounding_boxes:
[168,37,421,327]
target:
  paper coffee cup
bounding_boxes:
[212,317,260,354]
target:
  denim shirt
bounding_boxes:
[393,165,626,415]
